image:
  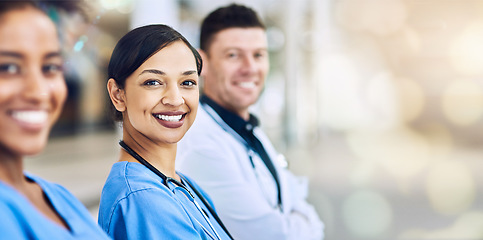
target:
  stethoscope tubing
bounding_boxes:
[118,141,233,240]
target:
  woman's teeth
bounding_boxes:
[12,110,48,124]
[155,114,182,122]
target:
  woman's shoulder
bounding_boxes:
[99,162,177,230]
[99,167,192,234]
[105,162,169,191]
[101,161,173,207]
[0,175,109,239]
[0,180,29,213]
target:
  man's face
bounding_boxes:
[202,27,269,120]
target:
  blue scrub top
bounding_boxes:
[0,173,110,239]
[98,161,231,240]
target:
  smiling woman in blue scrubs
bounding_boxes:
[0,1,109,239]
[98,24,232,240]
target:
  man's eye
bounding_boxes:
[0,64,20,75]
[42,64,63,74]
[227,53,239,58]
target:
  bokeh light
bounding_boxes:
[99,0,134,13]
[400,211,483,239]
[116,0,135,14]
[318,54,369,130]
[419,123,453,162]
[335,0,407,36]
[441,79,483,126]
[342,190,392,238]
[385,26,422,56]
[449,21,483,75]
[426,161,476,215]
[260,72,285,127]
[394,77,425,122]
[266,26,285,51]
[365,71,399,128]
[346,127,431,181]
[99,0,119,10]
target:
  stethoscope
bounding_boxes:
[119,141,233,240]
[201,103,283,211]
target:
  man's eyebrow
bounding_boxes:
[45,52,62,59]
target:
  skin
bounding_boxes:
[0,7,68,228]
[108,41,199,181]
[201,27,269,120]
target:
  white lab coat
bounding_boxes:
[177,103,324,240]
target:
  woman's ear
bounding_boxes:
[107,78,126,112]
[198,49,209,77]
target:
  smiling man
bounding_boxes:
[177,3,324,240]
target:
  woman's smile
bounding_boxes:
[153,111,187,128]
[10,109,49,130]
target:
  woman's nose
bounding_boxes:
[161,86,184,106]
[22,68,49,101]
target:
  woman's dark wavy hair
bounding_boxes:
[108,24,203,121]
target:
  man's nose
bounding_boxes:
[240,55,258,73]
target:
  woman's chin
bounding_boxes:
[17,141,47,157]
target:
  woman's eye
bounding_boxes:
[0,63,20,75]
[181,80,197,87]
[144,80,161,86]
[42,64,63,75]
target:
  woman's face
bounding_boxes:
[0,7,66,157]
[118,41,199,145]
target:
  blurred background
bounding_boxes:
[25,0,483,239]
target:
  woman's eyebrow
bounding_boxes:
[140,69,197,76]
[0,51,22,58]
[0,51,62,60]
[182,70,197,76]
[140,69,166,76]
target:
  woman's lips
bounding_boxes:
[153,112,186,128]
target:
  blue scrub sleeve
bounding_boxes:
[106,188,203,240]
[0,203,28,239]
